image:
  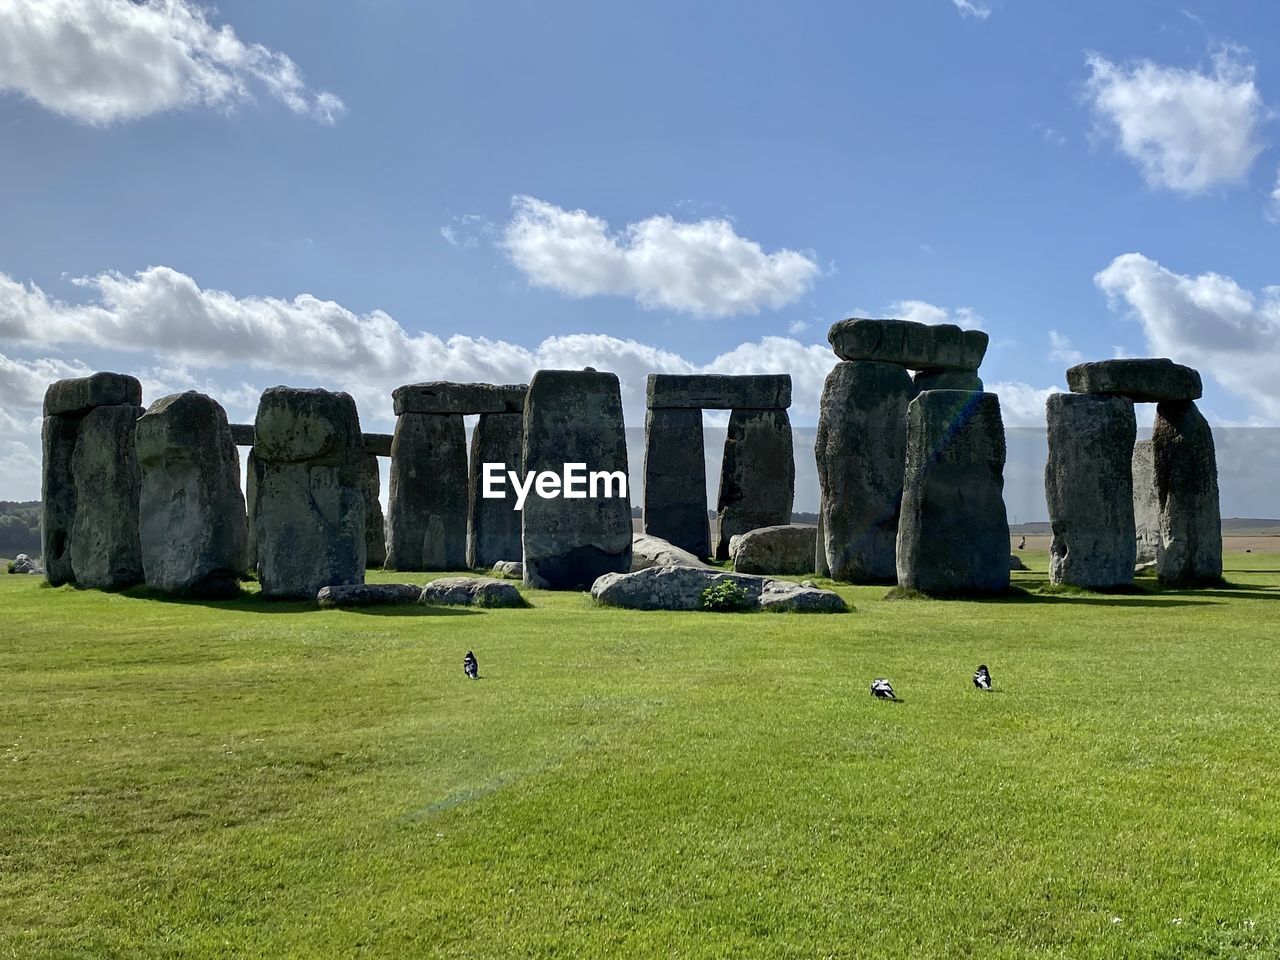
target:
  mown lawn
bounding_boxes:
[2,554,1279,958]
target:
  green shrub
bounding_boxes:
[700,580,751,612]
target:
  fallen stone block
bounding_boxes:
[317,582,422,608]
[420,576,526,607]
[729,524,817,575]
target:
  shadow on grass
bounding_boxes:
[886,583,1220,608]
[118,587,480,617]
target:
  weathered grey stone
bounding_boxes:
[363,433,393,458]
[522,369,632,589]
[252,387,366,599]
[758,580,849,613]
[729,524,817,575]
[69,404,145,590]
[815,503,830,577]
[491,560,523,579]
[646,374,791,410]
[228,423,255,446]
[11,554,42,575]
[135,392,247,598]
[1010,554,1027,571]
[43,372,142,418]
[1044,393,1137,589]
[714,408,795,559]
[642,407,709,557]
[1132,440,1161,564]
[317,582,421,608]
[245,448,257,574]
[41,414,78,586]
[360,453,386,568]
[590,565,848,613]
[467,411,524,569]
[386,412,468,571]
[1153,400,1223,586]
[392,381,527,416]
[420,575,525,607]
[896,391,1010,595]
[815,360,915,583]
[631,533,710,571]
[1066,359,1202,403]
[829,318,988,372]
[914,369,983,392]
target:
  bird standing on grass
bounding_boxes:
[973,664,992,690]
[870,678,895,700]
[463,651,478,680]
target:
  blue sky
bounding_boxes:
[3,0,1280,501]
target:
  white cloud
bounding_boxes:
[988,381,1062,427]
[1096,252,1280,420]
[787,319,812,335]
[1048,330,1084,366]
[0,0,344,125]
[889,299,985,330]
[501,196,820,318]
[1084,49,1265,194]
[951,0,992,19]
[440,214,495,248]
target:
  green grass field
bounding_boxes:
[3,554,1279,958]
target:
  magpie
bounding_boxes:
[973,664,992,690]
[870,678,895,700]
[463,650,478,680]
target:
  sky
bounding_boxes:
[3,0,1280,504]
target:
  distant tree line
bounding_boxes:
[0,501,41,558]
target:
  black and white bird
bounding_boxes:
[463,650,478,680]
[870,678,895,700]
[973,664,992,690]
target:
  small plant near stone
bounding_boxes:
[700,580,751,612]
[6,561,16,575]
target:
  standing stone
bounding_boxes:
[135,392,247,598]
[522,369,632,589]
[815,500,830,577]
[815,360,915,582]
[896,390,1009,595]
[69,404,145,590]
[1132,440,1161,564]
[1153,400,1223,586]
[643,407,710,558]
[714,408,795,559]
[245,448,258,575]
[1044,393,1137,589]
[468,410,525,568]
[360,454,386,569]
[386,413,468,570]
[41,414,78,587]
[252,387,366,599]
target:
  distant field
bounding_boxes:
[3,555,1280,958]
[1012,536,1280,553]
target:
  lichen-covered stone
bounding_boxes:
[914,370,983,392]
[360,453,386,569]
[631,533,709,571]
[714,408,794,559]
[1066,359,1202,403]
[69,404,145,590]
[815,360,914,583]
[317,582,421,608]
[467,411,524,569]
[729,524,817,575]
[40,414,78,586]
[386,412,468,571]
[420,576,525,607]
[43,372,142,418]
[645,373,791,410]
[1132,440,1161,564]
[392,382,526,416]
[642,407,709,558]
[829,318,988,372]
[1153,400,1222,586]
[1045,393,1137,589]
[135,392,247,598]
[896,391,1010,595]
[590,564,848,613]
[521,369,632,589]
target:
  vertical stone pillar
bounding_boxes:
[896,390,1009,595]
[360,453,387,569]
[643,407,709,558]
[1044,393,1137,589]
[522,369,632,589]
[40,372,145,590]
[1132,439,1161,564]
[814,360,915,583]
[1153,400,1222,586]
[714,408,794,559]
[136,392,247,598]
[468,410,525,567]
[386,413,468,570]
[251,387,366,599]
[245,448,258,575]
